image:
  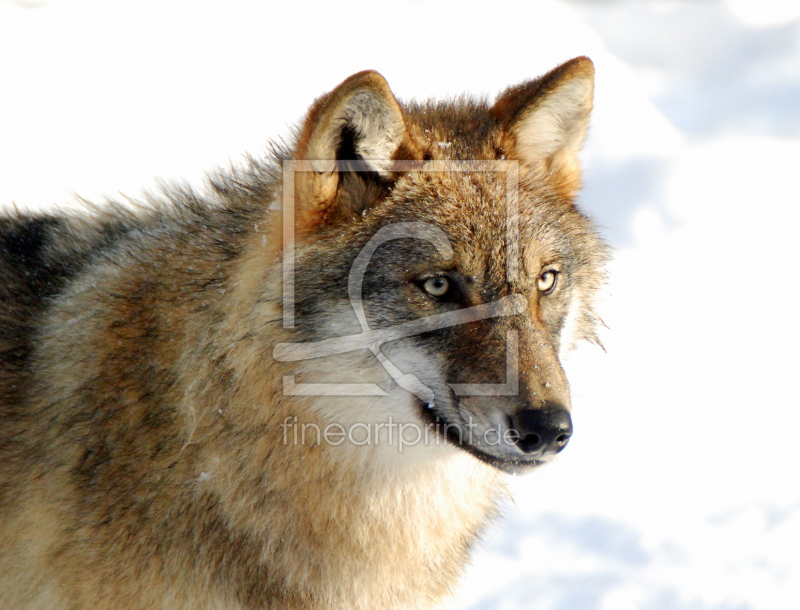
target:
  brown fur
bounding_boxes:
[0,58,607,609]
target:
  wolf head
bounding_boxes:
[280,58,607,474]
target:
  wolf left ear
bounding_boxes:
[491,57,594,197]
[292,71,418,233]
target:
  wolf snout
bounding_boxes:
[508,405,573,457]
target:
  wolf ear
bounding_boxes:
[292,70,417,232]
[491,57,594,197]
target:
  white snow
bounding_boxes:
[2,1,798,608]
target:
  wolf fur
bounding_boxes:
[0,57,607,609]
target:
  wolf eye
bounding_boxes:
[538,269,558,294]
[422,276,450,297]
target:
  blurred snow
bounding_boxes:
[1,1,798,609]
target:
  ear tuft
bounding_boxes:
[491,57,595,197]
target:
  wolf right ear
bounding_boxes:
[491,57,594,198]
[291,71,419,233]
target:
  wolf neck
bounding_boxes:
[202,408,505,609]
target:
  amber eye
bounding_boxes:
[537,269,558,294]
[422,276,450,297]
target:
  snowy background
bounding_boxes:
[2,0,799,608]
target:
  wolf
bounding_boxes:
[0,57,606,609]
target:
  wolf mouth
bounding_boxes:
[458,445,546,475]
[416,399,546,474]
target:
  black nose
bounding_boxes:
[508,407,573,456]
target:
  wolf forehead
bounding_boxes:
[307,159,599,289]
[386,167,590,240]
[397,98,508,159]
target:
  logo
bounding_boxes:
[273,160,523,400]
